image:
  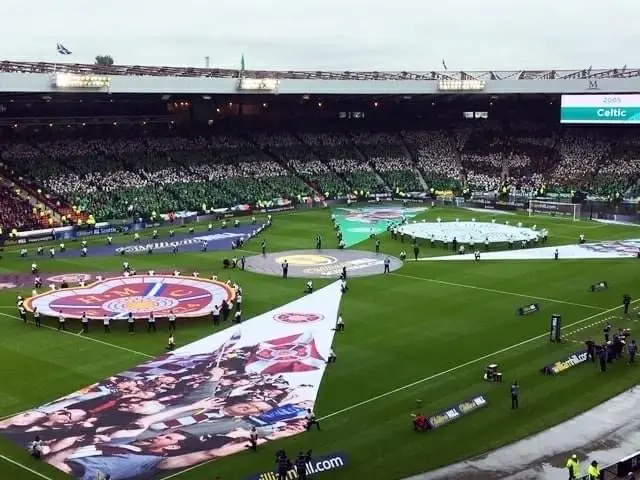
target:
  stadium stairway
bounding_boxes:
[349,139,391,192]
[251,137,323,197]
[294,132,354,192]
[398,134,429,190]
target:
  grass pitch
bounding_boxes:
[0,207,638,480]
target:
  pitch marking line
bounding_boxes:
[0,410,28,421]
[0,455,53,480]
[319,300,639,421]
[0,312,153,359]
[390,272,606,311]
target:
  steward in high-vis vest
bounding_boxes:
[566,454,579,479]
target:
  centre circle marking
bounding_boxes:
[25,276,234,319]
[246,249,403,278]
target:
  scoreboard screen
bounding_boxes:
[561,94,640,124]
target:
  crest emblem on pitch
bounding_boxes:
[275,254,337,266]
[25,275,234,319]
[274,312,324,324]
[47,273,92,284]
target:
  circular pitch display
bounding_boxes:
[397,221,540,244]
[25,276,235,319]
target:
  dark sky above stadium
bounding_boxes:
[1,0,638,71]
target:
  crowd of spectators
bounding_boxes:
[351,133,422,191]
[301,133,384,193]
[403,131,462,191]
[2,136,314,220]
[1,125,640,230]
[252,133,349,196]
[0,184,42,231]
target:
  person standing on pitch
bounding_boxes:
[628,340,637,365]
[566,454,580,480]
[212,304,220,327]
[282,260,289,279]
[384,257,391,273]
[623,294,632,315]
[599,346,608,372]
[305,409,320,431]
[148,312,156,332]
[413,242,419,261]
[81,312,89,334]
[510,381,519,409]
[247,427,258,452]
[127,312,135,333]
[295,452,309,480]
[168,311,176,331]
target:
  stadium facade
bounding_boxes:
[1,60,640,95]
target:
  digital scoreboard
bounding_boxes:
[561,94,640,124]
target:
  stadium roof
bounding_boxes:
[1,60,639,81]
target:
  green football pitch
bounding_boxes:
[0,206,638,480]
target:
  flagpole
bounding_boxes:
[211,329,241,398]
[215,329,240,368]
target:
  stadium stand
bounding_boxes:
[0,88,639,230]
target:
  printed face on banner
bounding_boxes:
[1,282,343,480]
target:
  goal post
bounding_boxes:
[528,199,581,221]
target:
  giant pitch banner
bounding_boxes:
[424,239,640,261]
[1,281,343,480]
[25,275,236,319]
[334,204,427,247]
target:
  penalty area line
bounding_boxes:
[389,272,606,311]
[319,299,639,421]
[0,312,153,359]
[0,455,53,480]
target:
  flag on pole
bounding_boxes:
[442,59,448,70]
[240,53,245,75]
[56,43,72,55]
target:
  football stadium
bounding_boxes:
[0,59,639,480]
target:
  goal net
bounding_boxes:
[528,200,581,221]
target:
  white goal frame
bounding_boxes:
[528,199,581,221]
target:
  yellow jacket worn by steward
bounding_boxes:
[588,464,600,479]
[566,457,580,477]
